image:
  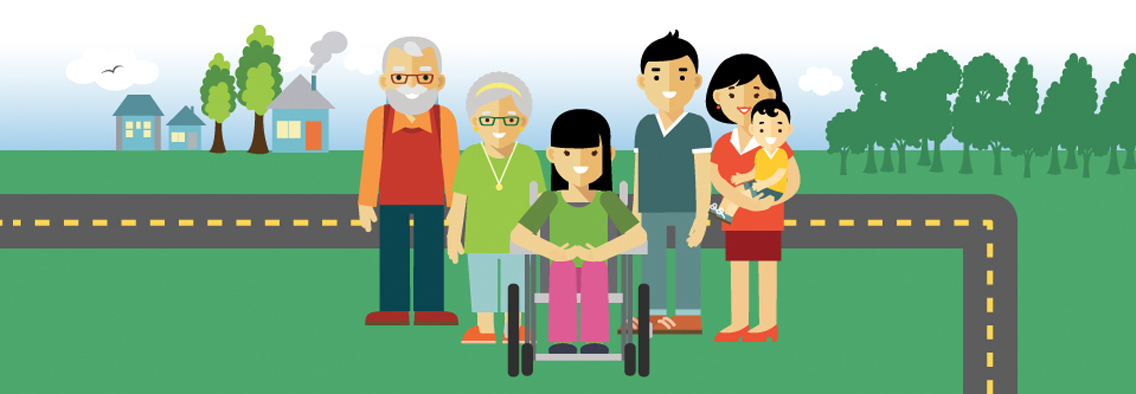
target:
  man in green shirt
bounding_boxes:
[447,72,545,344]
[632,31,713,334]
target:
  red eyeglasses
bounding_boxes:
[390,73,435,84]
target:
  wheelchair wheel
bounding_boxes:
[637,284,650,377]
[522,343,534,376]
[508,284,520,377]
[623,343,637,376]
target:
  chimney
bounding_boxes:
[311,75,317,91]
[190,106,194,112]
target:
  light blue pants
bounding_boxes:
[467,253,526,313]
[641,212,702,316]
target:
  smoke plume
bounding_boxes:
[310,31,348,73]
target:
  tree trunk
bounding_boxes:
[880,145,894,172]
[209,121,226,153]
[1023,151,1033,178]
[1064,147,1078,169]
[897,144,908,174]
[992,145,1002,175]
[1124,147,1136,169]
[1082,151,1091,178]
[864,144,878,174]
[960,144,974,174]
[930,140,944,173]
[1107,146,1121,175]
[1047,146,1062,175]
[839,150,848,175]
[248,113,270,154]
[918,139,931,166]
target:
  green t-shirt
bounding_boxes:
[453,143,546,253]
[634,112,713,213]
[517,190,640,267]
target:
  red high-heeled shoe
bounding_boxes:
[714,325,750,342]
[742,325,778,343]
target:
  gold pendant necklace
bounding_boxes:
[484,142,516,192]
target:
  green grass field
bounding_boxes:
[1,150,1133,392]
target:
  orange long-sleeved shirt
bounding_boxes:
[357,105,460,207]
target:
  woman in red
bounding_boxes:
[705,54,801,342]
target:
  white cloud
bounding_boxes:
[798,67,844,96]
[344,46,383,76]
[65,47,158,91]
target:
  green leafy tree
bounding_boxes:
[826,109,867,175]
[1005,57,1043,178]
[953,53,1009,175]
[851,47,897,174]
[1101,53,1136,173]
[236,25,283,154]
[1042,54,1098,177]
[200,53,237,154]
[915,50,962,173]
[881,68,923,173]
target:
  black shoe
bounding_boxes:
[549,343,577,354]
[581,343,608,354]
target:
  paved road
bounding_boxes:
[0,193,1017,394]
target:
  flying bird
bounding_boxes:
[102,65,123,74]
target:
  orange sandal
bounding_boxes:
[460,326,495,344]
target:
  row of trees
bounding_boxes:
[198,25,284,154]
[826,48,1136,178]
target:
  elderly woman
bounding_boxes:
[446,72,546,344]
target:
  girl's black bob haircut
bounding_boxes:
[549,109,613,192]
[704,54,783,124]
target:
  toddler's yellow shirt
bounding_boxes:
[754,147,789,192]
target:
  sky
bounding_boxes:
[1,0,1133,151]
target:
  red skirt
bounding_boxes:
[724,231,782,262]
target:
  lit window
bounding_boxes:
[144,121,151,129]
[172,132,183,143]
[277,121,289,139]
[125,121,134,129]
[289,121,301,139]
[126,129,133,138]
[144,129,151,138]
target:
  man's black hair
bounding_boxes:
[704,54,783,124]
[640,30,699,73]
[751,99,791,123]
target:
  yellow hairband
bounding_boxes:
[476,83,522,97]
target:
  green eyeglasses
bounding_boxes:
[478,116,521,127]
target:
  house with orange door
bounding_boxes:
[267,75,333,152]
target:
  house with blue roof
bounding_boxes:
[267,75,333,152]
[113,94,164,151]
[167,105,206,150]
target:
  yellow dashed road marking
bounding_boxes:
[987,270,993,285]
[121,219,136,227]
[707,219,712,226]
[987,325,994,340]
[868,219,883,226]
[925,219,941,227]
[987,379,993,394]
[208,220,223,227]
[810,219,826,227]
[409,220,415,226]
[839,219,854,226]
[351,220,361,227]
[987,298,994,313]
[322,220,338,227]
[444,220,449,226]
[35,220,50,227]
[897,219,911,227]
[150,220,165,227]
[93,220,107,227]
[13,219,21,226]
[987,243,994,258]
[0,220,3,226]
[983,219,994,230]
[64,220,79,227]
[986,352,993,367]
[236,220,252,227]
[179,220,194,227]
[954,219,969,227]
[265,220,280,227]
[784,219,797,227]
[294,219,309,227]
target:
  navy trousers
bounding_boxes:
[378,204,444,312]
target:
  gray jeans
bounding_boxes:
[640,212,702,316]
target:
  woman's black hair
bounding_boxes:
[549,109,613,192]
[704,54,783,124]
[752,99,791,123]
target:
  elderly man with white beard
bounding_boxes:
[358,36,460,326]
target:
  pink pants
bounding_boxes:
[548,261,609,343]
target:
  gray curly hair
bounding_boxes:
[465,72,532,119]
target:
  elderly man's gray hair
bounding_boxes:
[382,37,442,72]
[465,72,533,119]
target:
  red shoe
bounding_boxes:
[742,325,778,343]
[714,325,749,342]
[365,311,409,326]
[414,311,459,326]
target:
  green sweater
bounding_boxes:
[518,191,640,266]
